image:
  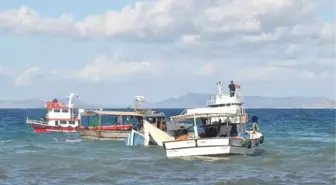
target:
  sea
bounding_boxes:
[0,108,335,185]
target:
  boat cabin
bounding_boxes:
[79,109,166,131]
[206,81,244,105]
[171,113,248,139]
[134,109,166,131]
[184,81,247,124]
[41,98,80,128]
[78,109,167,140]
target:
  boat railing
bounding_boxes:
[206,98,216,106]
[46,113,79,119]
[206,91,244,106]
[71,114,79,119]
[26,117,47,125]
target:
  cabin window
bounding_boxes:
[55,121,59,125]
[62,109,69,113]
[69,121,75,125]
[54,109,60,113]
[60,121,67,125]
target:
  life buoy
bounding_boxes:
[57,125,62,131]
[244,113,248,122]
[68,126,72,131]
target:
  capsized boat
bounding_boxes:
[125,96,187,146]
[125,120,176,146]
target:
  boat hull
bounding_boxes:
[79,130,131,140]
[30,122,133,133]
[165,145,258,158]
[31,124,78,133]
[163,137,261,158]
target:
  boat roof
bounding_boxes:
[170,113,240,121]
[144,113,165,118]
[81,110,165,118]
[81,110,144,117]
[136,109,165,117]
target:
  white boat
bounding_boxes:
[161,81,264,158]
[26,93,85,133]
[162,113,264,158]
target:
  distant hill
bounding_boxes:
[243,96,336,108]
[147,93,336,108]
[0,93,335,109]
[146,93,211,108]
[0,97,98,109]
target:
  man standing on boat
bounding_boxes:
[228,80,236,97]
[251,115,260,133]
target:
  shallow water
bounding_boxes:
[0,109,335,185]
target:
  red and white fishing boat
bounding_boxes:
[26,93,139,133]
[26,93,83,133]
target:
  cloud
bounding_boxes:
[0,6,76,36]
[0,0,334,43]
[72,52,224,83]
[0,0,335,99]
[73,54,165,82]
[15,67,58,86]
[180,34,200,44]
[233,59,335,82]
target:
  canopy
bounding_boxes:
[186,107,238,115]
[81,110,144,117]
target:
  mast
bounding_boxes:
[67,93,76,108]
[134,96,145,111]
[216,81,223,95]
[67,93,76,120]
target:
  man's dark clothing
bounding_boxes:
[251,115,258,123]
[228,83,236,97]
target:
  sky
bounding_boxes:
[0,0,335,105]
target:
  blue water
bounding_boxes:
[0,108,335,185]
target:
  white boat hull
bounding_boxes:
[163,137,261,158]
[165,145,257,158]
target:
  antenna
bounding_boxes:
[67,93,76,108]
[134,96,145,110]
